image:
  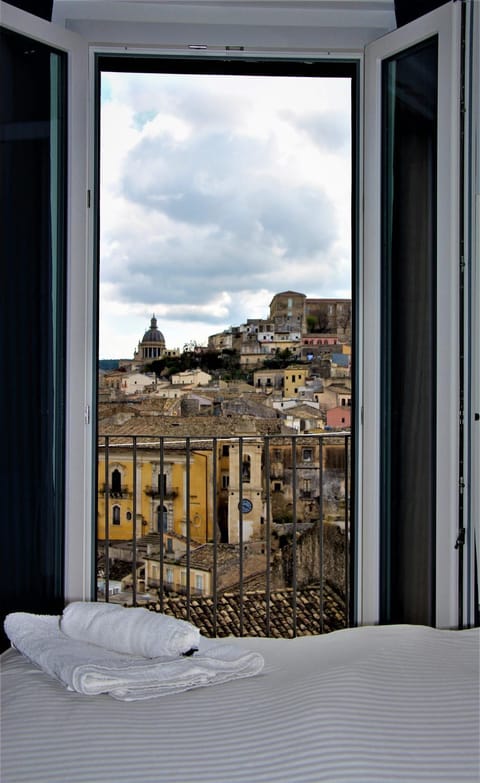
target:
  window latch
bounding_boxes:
[455,527,465,550]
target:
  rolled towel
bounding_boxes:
[60,602,200,658]
[4,612,264,701]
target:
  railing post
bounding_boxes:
[185,437,191,621]
[264,435,271,637]
[131,437,137,605]
[238,436,244,637]
[104,436,109,602]
[158,437,165,612]
[291,434,297,637]
[319,435,324,634]
[212,437,218,637]
[344,433,349,627]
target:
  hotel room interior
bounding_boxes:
[1,1,479,781]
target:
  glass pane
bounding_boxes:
[0,29,67,649]
[380,37,438,625]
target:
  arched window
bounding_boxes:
[112,505,121,525]
[111,469,122,496]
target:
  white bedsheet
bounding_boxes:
[1,624,479,783]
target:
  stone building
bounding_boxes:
[304,298,352,338]
[208,291,351,370]
[269,291,307,332]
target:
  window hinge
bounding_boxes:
[455,527,465,550]
[87,190,91,208]
[84,404,90,425]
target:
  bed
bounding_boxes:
[1,623,479,783]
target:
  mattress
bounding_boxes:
[1,624,479,783]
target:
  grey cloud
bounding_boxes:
[101,82,348,331]
[125,74,254,131]
[119,128,337,259]
[122,130,269,220]
[283,110,350,152]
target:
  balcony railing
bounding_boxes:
[98,484,133,499]
[144,486,179,499]
[97,432,352,638]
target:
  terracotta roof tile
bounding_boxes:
[145,583,346,638]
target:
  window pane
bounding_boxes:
[0,29,67,649]
[380,37,438,625]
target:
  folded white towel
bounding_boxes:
[4,612,264,701]
[60,601,200,658]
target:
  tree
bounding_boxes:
[262,348,298,369]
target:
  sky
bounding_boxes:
[99,70,351,359]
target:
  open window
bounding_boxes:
[2,1,476,640]
[94,55,359,623]
[0,3,88,650]
[362,1,468,628]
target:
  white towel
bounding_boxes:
[4,612,264,701]
[60,601,200,658]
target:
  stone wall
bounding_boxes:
[271,520,347,595]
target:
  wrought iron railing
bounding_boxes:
[97,432,352,638]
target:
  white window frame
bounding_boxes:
[361,2,461,628]
[6,2,473,629]
[1,3,91,605]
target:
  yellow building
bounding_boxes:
[227,438,265,544]
[97,440,215,544]
[282,366,309,398]
[97,432,275,549]
[144,557,212,596]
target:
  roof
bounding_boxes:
[177,543,241,571]
[145,582,346,638]
[141,316,165,344]
[332,353,350,367]
[271,291,305,299]
[98,414,293,438]
[283,404,324,418]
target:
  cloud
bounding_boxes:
[284,109,351,152]
[99,71,351,357]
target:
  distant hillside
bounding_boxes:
[99,359,120,371]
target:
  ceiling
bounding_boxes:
[51,1,397,29]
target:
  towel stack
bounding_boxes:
[4,603,264,701]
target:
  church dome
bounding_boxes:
[134,315,166,363]
[142,315,165,344]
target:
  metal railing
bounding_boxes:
[97,432,352,638]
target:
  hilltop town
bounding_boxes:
[100,290,351,423]
[97,291,352,636]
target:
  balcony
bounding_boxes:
[97,432,352,638]
[144,486,179,500]
[98,484,133,500]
